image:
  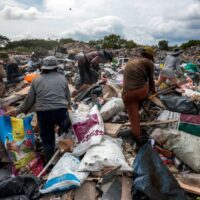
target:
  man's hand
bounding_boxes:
[5,108,18,117]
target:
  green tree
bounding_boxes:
[6,39,57,51]
[59,38,75,44]
[102,34,122,49]
[0,35,10,47]
[125,40,137,49]
[158,40,169,50]
[100,34,137,49]
[180,40,200,50]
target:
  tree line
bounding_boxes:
[0,34,199,53]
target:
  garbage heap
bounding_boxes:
[0,53,200,200]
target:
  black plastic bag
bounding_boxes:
[0,195,29,200]
[160,95,199,114]
[75,84,102,102]
[132,144,187,200]
[0,175,39,200]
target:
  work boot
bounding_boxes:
[135,130,148,151]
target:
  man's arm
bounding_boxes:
[65,82,71,105]
[90,56,102,71]
[17,83,36,114]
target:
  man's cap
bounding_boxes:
[41,56,58,70]
[141,47,155,57]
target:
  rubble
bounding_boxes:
[0,46,200,200]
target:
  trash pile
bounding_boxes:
[182,46,200,64]
[0,48,200,200]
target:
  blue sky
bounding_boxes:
[0,0,200,44]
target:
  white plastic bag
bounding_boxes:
[40,153,88,194]
[151,128,200,172]
[100,98,124,121]
[69,105,104,156]
[78,136,132,172]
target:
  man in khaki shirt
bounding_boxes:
[0,60,5,97]
[122,47,156,147]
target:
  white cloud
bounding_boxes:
[0,0,199,44]
[148,2,200,43]
[61,16,124,41]
[1,5,40,20]
[184,3,200,19]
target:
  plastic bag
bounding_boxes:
[70,105,104,156]
[0,175,39,200]
[0,115,43,175]
[100,98,124,121]
[78,136,132,172]
[160,95,199,114]
[40,153,88,194]
[151,128,200,172]
[132,144,187,200]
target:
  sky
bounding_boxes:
[0,0,200,45]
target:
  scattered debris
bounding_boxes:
[0,45,200,199]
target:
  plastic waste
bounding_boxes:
[132,143,187,200]
[70,105,104,156]
[0,175,39,200]
[100,97,124,121]
[0,114,43,175]
[78,136,132,172]
[40,153,88,194]
[160,95,199,114]
[151,128,200,172]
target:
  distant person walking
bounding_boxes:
[157,48,184,87]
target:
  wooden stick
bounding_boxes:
[37,149,60,178]
[124,119,179,126]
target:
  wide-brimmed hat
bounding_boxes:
[141,47,155,57]
[171,48,184,56]
[41,56,58,70]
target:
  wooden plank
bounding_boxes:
[121,176,132,200]
[74,181,97,200]
[15,86,30,95]
[104,123,122,137]
[62,190,74,200]
[178,180,200,195]
[149,96,166,109]
[3,86,30,106]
